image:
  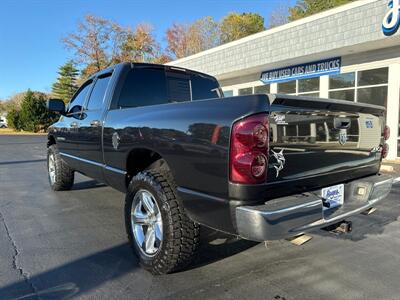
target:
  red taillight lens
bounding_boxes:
[381,143,389,159]
[383,125,390,140]
[230,113,269,184]
[251,154,267,177]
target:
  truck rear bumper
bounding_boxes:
[236,174,393,241]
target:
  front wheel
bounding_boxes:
[125,170,199,274]
[47,145,74,191]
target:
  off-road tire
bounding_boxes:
[47,145,74,191]
[125,169,200,274]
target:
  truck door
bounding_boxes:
[76,72,112,180]
[57,80,93,170]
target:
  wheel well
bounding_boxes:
[126,149,167,186]
[47,135,56,147]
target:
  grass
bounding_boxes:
[0,128,47,135]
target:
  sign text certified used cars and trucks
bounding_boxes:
[46,62,393,274]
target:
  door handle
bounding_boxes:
[70,121,79,128]
[90,120,101,127]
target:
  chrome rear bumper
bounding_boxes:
[236,174,393,241]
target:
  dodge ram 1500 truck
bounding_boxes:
[47,62,393,274]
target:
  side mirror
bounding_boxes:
[47,99,66,115]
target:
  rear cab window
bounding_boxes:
[86,73,112,110]
[116,65,221,108]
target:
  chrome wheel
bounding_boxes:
[131,189,163,256]
[48,153,56,184]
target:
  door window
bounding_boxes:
[86,74,112,110]
[68,80,93,115]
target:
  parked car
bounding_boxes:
[0,117,7,128]
[47,62,393,274]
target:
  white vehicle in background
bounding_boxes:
[0,116,7,128]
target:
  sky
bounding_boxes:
[0,0,296,99]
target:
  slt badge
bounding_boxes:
[271,149,285,178]
[112,132,120,150]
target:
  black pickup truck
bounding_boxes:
[47,62,393,274]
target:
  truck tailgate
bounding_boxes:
[266,94,385,196]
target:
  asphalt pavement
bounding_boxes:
[1,135,400,300]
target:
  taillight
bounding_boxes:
[381,143,389,159]
[230,113,269,184]
[383,125,390,140]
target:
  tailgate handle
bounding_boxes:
[334,118,351,129]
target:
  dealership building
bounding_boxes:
[168,0,400,160]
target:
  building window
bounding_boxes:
[357,86,388,107]
[328,68,388,105]
[329,72,355,89]
[224,90,233,97]
[238,87,253,95]
[278,81,296,94]
[298,77,319,93]
[329,89,355,101]
[298,92,320,98]
[329,72,355,101]
[358,68,388,86]
[254,84,270,94]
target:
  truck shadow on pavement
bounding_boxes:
[0,159,46,166]
[0,243,139,300]
[71,179,107,191]
[0,231,258,300]
[189,226,258,270]
[314,186,400,242]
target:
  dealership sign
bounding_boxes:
[382,0,400,36]
[260,57,341,84]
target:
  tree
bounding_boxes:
[289,0,355,21]
[115,24,161,63]
[187,17,219,56]
[6,108,22,130]
[166,17,219,59]
[64,15,168,77]
[0,100,6,115]
[63,15,119,74]
[220,13,265,44]
[19,90,57,132]
[166,23,189,59]
[52,61,79,103]
[268,1,291,28]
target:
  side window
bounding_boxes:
[190,74,220,100]
[86,74,112,110]
[118,67,168,108]
[68,81,93,115]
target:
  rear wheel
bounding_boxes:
[125,169,199,274]
[47,145,74,191]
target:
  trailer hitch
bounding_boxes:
[322,220,352,234]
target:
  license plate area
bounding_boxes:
[322,184,344,210]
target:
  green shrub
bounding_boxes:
[6,108,22,130]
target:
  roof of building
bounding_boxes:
[167,0,400,80]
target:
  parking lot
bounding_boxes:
[0,135,400,300]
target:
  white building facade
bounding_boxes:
[168,0,400,160]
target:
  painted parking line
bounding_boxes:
[393,176,400,184]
